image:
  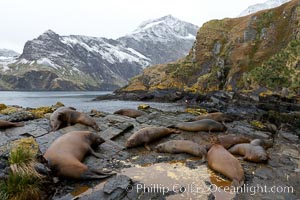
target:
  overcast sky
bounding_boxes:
[0,0,267,53]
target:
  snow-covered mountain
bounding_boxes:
[0,15,199,91]
[0,49,19,73]
[118,15,198,64]
[239,0,291,17]
[0,48,19,61]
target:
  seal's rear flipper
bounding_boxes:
[15,122,25,127]
[231,179,244,188]
[91,168,115,174]
[81,169,116,179]
[167,124,176,128]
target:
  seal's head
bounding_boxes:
[154,143,165,152]
[89,133,105,148]
[126,138,139,148]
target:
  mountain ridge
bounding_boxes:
[0,15,198,91]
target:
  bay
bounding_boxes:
[0,91,185,113]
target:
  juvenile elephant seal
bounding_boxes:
[0,120,24,129]
[192,112,233,122]
[126,127,180,148]
[50,107,100,131]
[228,143,268,163]
[172,119,227,132]
[155,140,207,159]
[44,131,114,179]
[217,134,251,149]
[207,144,244,187]
[113,108,146,118]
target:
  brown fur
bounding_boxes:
[155,140,207,158]
[174,119,227,132]
[192,112,233,122]
[0,120,24,129]
[228,143,268,163]
[50,107,100,131]
[126,127,180,148]
[217,134,251,149]
[113,109,146,118]
[44,131,113,179]
[207,144,244,187]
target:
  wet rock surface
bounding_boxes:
[0,99,299,200]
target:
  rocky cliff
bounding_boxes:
[0,15,198,91]
[121,0,300,97]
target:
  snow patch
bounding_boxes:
[61,35,150,66]
[239,0,291,17]
[17,58,30,64]
[37,58,61,69]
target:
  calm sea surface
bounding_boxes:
[0,91,185,113]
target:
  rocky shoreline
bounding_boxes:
[0,94,299,199]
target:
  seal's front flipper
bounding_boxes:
[89,147,107,159]
[144,143,151,151]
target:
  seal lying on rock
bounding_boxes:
[217,134,251,149]
[0,120,24,129]
[113,108,146,118]
[228,141,268,163]
[155,140,207,159]
[126,127,180,148]
[207,144,244,187]
[50,107,100,131]
[191,112,234,122]
[44,131,115,179]
[171,119,227,132]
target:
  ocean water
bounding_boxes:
[0,91,185,113]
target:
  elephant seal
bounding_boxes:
[126,127,180,148]
[171,119,227,132]
[113,108,146,118]
[191,112,233,122]
[155,140,207,159]
[217,134,251,149]
[228,143,268,163]
[44,131,115,179]
[207,144,244,187]
[50,107,100,131]
[0,120,24,129]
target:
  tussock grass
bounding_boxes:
[0,171,42,200]
[0,141,44,200]
[9,146,34,165]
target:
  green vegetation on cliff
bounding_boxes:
[121,0,300,96]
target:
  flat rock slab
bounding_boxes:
[0,119,49,147]
[99,140,127,157]
[279,130,299,143]
[227,121,272,139]
[100,123,133,140]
